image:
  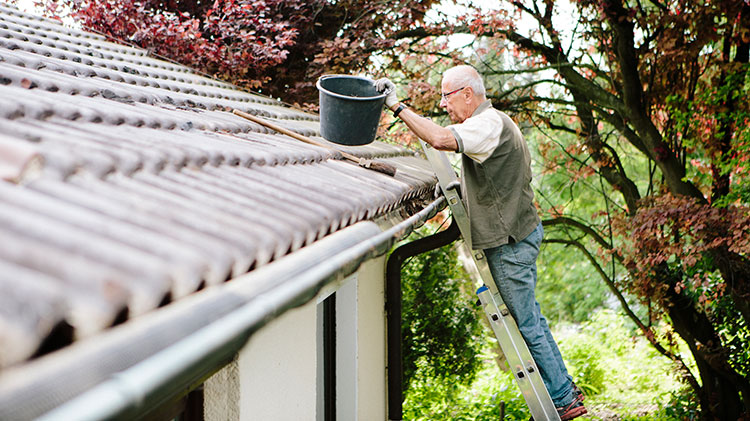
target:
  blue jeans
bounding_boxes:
[484,223,575,407]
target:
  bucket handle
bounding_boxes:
[316,74,386,101]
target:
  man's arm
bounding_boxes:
[390,104,458,152]
[374,78,457,152]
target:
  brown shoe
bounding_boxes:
[556,395,587,420]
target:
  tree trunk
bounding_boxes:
[663,277,750,419]
[710,246,750,330]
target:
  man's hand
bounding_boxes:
[374,78,398,108]
[375,77,458,151]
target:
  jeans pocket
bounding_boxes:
[507,241,537,266]
[507,225,541,266]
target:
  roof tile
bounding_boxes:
[0,3,439,371]
[0,134,41,182]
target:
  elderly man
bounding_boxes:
[376,66,586,420]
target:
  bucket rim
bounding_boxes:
[316,74,387,102]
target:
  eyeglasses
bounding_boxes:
[441,86,466,100]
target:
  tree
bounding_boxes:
[410,1,749,418]
[37,0,439,104]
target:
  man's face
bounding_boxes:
[440,78,472,123]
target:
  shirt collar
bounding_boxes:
[471,100,492,117]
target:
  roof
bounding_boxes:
[0,2,436,373]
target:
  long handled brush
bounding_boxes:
[232,109,397,177]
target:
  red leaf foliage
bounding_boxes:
[49,0,305,80]
[41,0,440,104]
[615,193,750,306]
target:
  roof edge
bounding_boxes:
[0,196,446,420]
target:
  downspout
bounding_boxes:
[0,196,445,421]
[385,218,460,421]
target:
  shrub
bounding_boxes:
[558,332,607,397]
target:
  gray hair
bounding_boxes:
[443,65,486,97]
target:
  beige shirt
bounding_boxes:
[448,103,503,163]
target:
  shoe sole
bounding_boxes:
[560,405,587,420]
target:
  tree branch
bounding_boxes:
[601,0,706,200]
[543,216,613,254]
[544,237,701,392]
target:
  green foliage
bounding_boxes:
[713,298,750,377]
[661,387,700,421]
[664,65,750,206]
[399,225,485,392]
[405,308,690,420]
[403,346,529,420]
[559,310,688,413]
[560,334,607,397]
[536,243,609,323]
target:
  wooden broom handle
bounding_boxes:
[232,109,333,151]
[232,109,398,177]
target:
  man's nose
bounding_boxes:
[439,97,447,108]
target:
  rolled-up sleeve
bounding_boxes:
[447,108,502,163]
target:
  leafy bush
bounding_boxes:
[405,308,691,420]
[661,387,700,421]
[399,228,484,391]
[403,351,529,420]
[557,310,690,419]
[558,332,607,397]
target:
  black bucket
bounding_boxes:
[316,75,386,145]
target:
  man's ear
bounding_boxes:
[463,87,474,103]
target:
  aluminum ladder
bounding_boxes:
[421,142,560,421]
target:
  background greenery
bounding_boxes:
[399,231,485,395]
[399,226,697,419]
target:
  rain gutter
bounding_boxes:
[0,196,445,421]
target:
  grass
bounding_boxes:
[555,310,692,420]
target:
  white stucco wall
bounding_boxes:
[336,275,358,419]
[204,254,388,421]
[354,255,387,420]
[240,302,319,420]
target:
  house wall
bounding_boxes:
[243,303,319,419]
[203,254,387,421]
[354,256,387,420]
